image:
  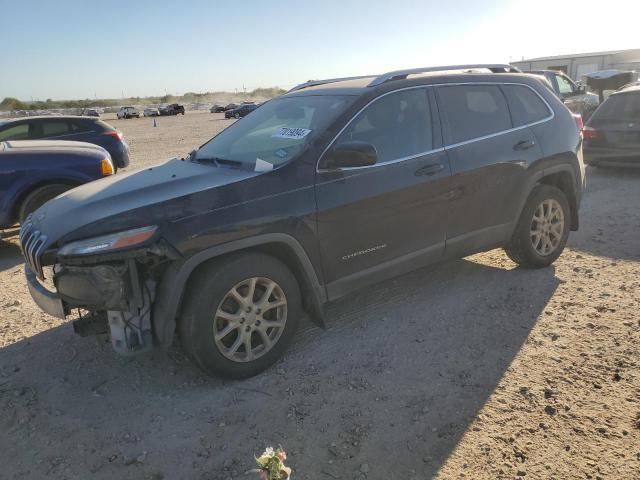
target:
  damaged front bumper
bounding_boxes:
[24,257,158,356]
[25,264,66,319]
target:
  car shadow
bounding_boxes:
[0,255,558,479]
[568,165,640,261]
[0,238,22,272]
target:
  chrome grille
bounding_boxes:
[19,215,48,280]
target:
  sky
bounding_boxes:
[1,0,638,100]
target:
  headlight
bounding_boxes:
[58,226,157,256]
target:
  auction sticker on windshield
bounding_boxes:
[271,127,312,140]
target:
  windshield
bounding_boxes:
[194,95,354,168]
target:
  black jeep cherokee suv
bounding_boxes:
[21,64,585,379]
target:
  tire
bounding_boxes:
[19,184,71,224]
[504,184,570,268]
[178,253,301,379]
[234,113,240,119]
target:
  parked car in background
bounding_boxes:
[20,64,584,379]
[210,104,225,113]
[0,140,114,228]
[0,116,130,169]
[159,104,185,116]
[525,70,599,120]
[117,107,140,119]
[223,103,238,111]
[615,80,640,92]
[80,108,100,117]
[143,107,160,117]
[584,84,640,167]
[225,103,258,119]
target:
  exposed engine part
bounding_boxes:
[108,279,155,355]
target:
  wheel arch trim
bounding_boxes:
[152,233,326,348]
[10,177,87,224]
[512,160,580,236]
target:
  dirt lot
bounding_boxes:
[1,111,639,479]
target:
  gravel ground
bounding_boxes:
[1,111,639,479]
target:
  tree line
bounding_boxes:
[0,87,286,111]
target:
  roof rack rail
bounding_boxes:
[288,75,376,93]
[368,64,521,87]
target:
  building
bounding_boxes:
[512,49,640,81]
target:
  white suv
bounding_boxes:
[117,106,140,119]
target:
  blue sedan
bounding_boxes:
[0,140,114,228]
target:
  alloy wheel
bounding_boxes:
[213,277,287,362]
[530,199,564,256]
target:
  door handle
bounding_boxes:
[415,163,444,176]
[513,140,536,151]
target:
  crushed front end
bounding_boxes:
[20,217,178,355]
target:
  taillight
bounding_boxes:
[583,126,599,140]
[572,113,584,131]
[104,130,124,141]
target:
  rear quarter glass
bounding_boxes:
[502,84,552,127]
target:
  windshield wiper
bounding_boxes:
[194,156,244,168]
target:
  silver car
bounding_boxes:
[526,70,599,120]
[143,107,160,117]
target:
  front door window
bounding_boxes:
[556,74,576,97]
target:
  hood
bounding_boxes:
[31,158,260,246]
[3,140,109,157]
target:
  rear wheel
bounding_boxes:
[178,253,301,379]
[504,184,570,268]
[19,184,70,224]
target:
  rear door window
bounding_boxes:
[336,88,433,163]
[70,120,94,133]
[42,121,71,137]
[437,85,512,144]
[0,123,29,141]
[502,85,552,126]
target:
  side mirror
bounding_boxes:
[323,141,378,169]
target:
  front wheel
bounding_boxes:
[504,184,570,268]
[19,184,71,224]
[178,253,301,379]
[234,113,240,119]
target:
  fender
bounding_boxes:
[1,172,90,227]
[512,157,581,234]
[152,233,327,348]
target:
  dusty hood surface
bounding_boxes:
[29,158,260,246]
